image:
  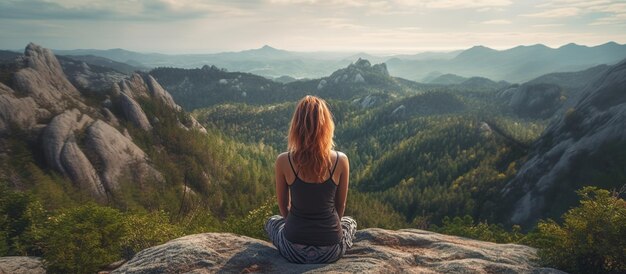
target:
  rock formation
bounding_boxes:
[119,93,152,131]
[85,120,162,191]
[12,43,84,114]
[0,83,42,132]
[502,58,626,226]
[0,43,201,199]
[0,257,46,274]
[113,228,563,274]
[326,58,391,86]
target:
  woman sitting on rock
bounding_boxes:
[265,95,357,264]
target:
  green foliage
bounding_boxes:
[42,204,126,274]
[223,198,278,240]
[431,215,524,243]
[531,186,626,274]
[120,210,184,259]
[0,185,46,256]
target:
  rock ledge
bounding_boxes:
[113,228,564,273]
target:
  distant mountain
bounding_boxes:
[526,64,610,92]
[387,42,626,83]
[152,59,424,110]
[0,50,20,63]
[272,75,298,83]
[49,43,626,84]
[391,50,462,61]
[497,64,613,120]
[59,54,147,74]
[54,46,349,78]
[54,48,162,66]
[428,73,467,85]
[50,46,463,80]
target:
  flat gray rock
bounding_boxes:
[0,256,45,274]
[113,228,564,274]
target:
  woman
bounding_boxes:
[265,95,357,264]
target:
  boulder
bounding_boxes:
[113,228,563,274]
[119,74,150,99]
[119,93,152,131]
[85,120,162,190]
[102,108,120,127]
[145,75,181,111]
[42,109,93,173]
[60,136,107,200]
[0,256,46,274]
[41,109,108,200]
[0,83,43,133]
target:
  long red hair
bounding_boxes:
[288,95,335,181]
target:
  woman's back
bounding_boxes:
[284,151,342,246]
[265,95,356,264]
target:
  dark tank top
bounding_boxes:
[284,151,342,246]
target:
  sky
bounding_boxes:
[1,0,626,54]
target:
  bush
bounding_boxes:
[42,204,126,274]
[532,186,626,274]
[120,210,184,259]
[223,198,277,240]
[431,215,524,243]
[0,188,46,256]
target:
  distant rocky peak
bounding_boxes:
[353,58,372,68]
[322,58,391,87]
[372,63,389,77]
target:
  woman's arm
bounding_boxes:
[335,153,350,218]
[275,155,290,218]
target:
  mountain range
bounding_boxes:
[46,42,626,83]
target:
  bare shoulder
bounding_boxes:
[276,152,289,165]
[333,150,349,166]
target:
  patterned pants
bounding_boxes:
[264,215,357,264]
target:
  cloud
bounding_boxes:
[0,0,250,21]
[532,24,564,28]
[419,0,512,9]
[522,7,580,18]
[481,19,512,25]
[590,13,626,25]
[528,0,626,25]
[267,0,366,6]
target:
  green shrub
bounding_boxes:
[223,198,277,240]
[42,204,126,274]
[120,210,184,259]
[431,215,524,243]
[0,188,46,256]
[532,186,626,274]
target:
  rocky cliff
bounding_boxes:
[0,43,204,200]
[112,228,563,274]
[502,58,626,226]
